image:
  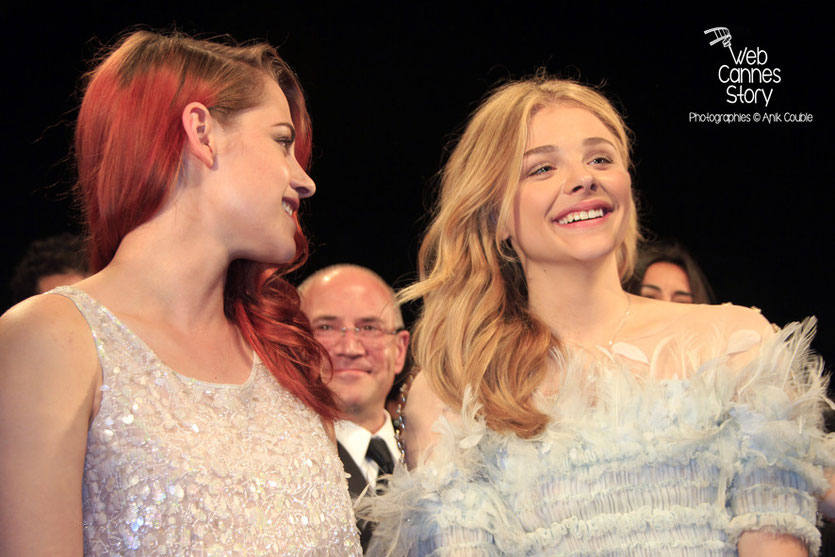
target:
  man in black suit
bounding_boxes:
[299,265,409,551]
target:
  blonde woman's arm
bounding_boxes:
[719,306,825,556]
[368,372,498,556]
[738,531,807,557]
[402,372,445,469]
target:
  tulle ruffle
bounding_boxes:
[363,318,834,556]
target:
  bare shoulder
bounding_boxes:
[693,303,776,349]
[702,302,773,332]
[2,291,88,332]
[0,294,99,553]
[676,303,775,366]
[404,372,446,422]
[0,293,100,425]
[0,293,98,376]
[632,295,773,339]
[626,296,776,371]
[403,372,447,469]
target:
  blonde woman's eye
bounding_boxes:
[590,156,612,165]
[529,164,554,176]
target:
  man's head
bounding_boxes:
[299,265,409,431]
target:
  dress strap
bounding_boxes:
[47,285,101,327]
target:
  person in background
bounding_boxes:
[0,30,360,555]
[300,264,409,551]
[625,239,716,304]
[10,233,89,303]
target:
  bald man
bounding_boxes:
[299,265,409,550]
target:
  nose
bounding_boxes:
[564,173,598,194]
[334,329,366,356]
[291,156,316,198]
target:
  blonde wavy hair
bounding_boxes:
[402,76,638,438]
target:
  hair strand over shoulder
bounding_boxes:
[401,76,638,437]
[76,30,335,421]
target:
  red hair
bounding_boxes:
[75,30,335,421]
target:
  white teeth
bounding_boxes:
[282,201,294,216]
[557,208,605,225]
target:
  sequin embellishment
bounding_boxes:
[54,287,360,556]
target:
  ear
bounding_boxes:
[392,329,410,375]
[490,207,514,242]
[499,215,511,241]
[181,102,216,168]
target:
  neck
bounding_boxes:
[82,205,232,331]
[525,256,630,346]
[343,407,388,434]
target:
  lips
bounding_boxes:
[557,208,606,224]
[333,367,371,375]
[553,200,613,225]
[282,198,299,216]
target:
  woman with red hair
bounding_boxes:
[0,31,360,555]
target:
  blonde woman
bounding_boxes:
[369,77,832,556]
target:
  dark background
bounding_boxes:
[2,4,831,363]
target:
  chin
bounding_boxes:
[249,246,297,266]
[269,242,298,265]
[336,397,368,415]
[332,387,365,406]
[564,236,624,263]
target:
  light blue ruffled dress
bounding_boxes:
[367,317,833,556]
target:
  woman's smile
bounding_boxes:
[505,103,632,270]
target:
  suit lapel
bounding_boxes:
[337,441,368,498]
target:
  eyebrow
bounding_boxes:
[522,137,617,158]
[273,122,296,140]
[641,284,694,298]
[311,315,340,323]
[311,315,386,324]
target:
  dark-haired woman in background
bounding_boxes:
[625,239,717,304]
[0,31,360,555]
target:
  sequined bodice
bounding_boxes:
[54,287,360,556]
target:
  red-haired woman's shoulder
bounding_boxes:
[0,292,101,420]
[0,292,99,553]
[1,293,95,358]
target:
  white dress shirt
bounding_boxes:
[335,412,399,487]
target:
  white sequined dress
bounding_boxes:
[53,286,361,556]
